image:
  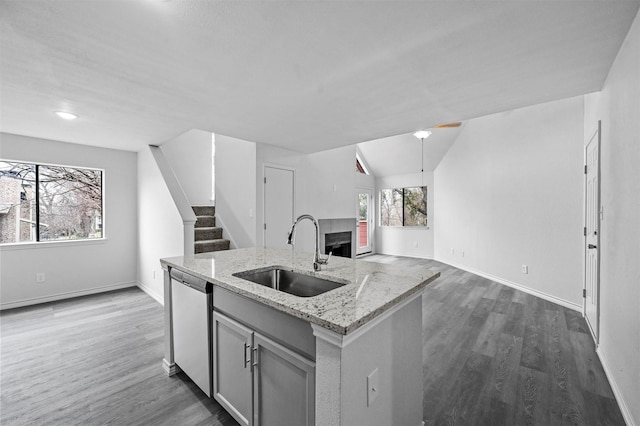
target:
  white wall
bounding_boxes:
[256,143,311,251]
[0,133,137,308]
[255,144,358,253]
[584,9,640,425]
[215,135,256,249]
[306,145,357,219]
[434,96,585,309]
[136,147,184,302]
[376,171,434,258]
[161,129,213,206]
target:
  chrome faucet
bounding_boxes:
[287,214,331,271]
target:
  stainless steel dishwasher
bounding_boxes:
[170,268,212,397]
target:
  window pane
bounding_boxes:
[0,162,37,243]
[403,186,427,226]
[38,165,102,241]
[380,188,403,226]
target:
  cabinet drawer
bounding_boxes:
[213,286,315,360]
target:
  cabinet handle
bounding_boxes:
[244,343,251,368]
[252,347,258,367]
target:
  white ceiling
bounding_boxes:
[1,1,638,154]
[358,126,463,176]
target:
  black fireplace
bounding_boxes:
[324,231,352,258]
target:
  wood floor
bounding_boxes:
[362,254,624,426]
[1,256,623,425]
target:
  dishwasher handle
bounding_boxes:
[169,268,209,293]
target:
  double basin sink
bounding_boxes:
[233,267,345,297]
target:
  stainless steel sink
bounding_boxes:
[233,267,346,297]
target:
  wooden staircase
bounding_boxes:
[192,206,230,254]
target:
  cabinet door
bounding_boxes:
[212,312,253,426]
[253,333,315,426]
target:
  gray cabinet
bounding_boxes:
[212,312,253,425]
[212,311,315,426]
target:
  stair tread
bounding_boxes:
[195,238,230,244]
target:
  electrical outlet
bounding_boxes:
[367,368,379,406]
[461,251,465,257]
[36,272,45,283]
[450,248,455,255]
[522,265,528,274]
[413,241,418,248]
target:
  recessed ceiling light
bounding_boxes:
[55,111,78,120]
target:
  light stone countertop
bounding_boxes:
[161,247,440,335]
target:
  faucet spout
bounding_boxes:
[287,214,331,271]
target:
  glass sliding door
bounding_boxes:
[357,190,373,255]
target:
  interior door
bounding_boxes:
[584,121,601,343]
[264,166,294,249]
[357,190,373,255]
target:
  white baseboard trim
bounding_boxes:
[433,257,582,312]
[0,281,137,311]
[137,281,164,306]
[376,250,434,259]
[162,358,181,376]
[596,345,636,426]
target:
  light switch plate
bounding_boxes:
[367,368,379,406]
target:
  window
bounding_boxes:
[380,186,427,227]
[355,153,369,175]
[0,161,103,244]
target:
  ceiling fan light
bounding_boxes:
[413,130,432,140]
[55,111,78,120]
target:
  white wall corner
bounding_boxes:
[137,281,164,306]
[596,345,637,426]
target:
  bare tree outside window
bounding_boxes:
[0,161,103,244]
[380,186,427,227]
[380,188,403,226]
[403,186,427,226]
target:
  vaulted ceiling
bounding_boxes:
[1,1,638,153]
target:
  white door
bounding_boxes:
[264,166,294,249]
[584,121,601,343]
[357,190,373,255]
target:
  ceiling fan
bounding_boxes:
[432,122,462,129]
[413,121,462,139]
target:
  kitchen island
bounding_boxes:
[161,247,439,426]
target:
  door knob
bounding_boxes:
[588,244,598,249]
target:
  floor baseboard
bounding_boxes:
[597,345,637,426]
[137,281,164,305]
[0,281,137,311]
[433,257,582,312]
